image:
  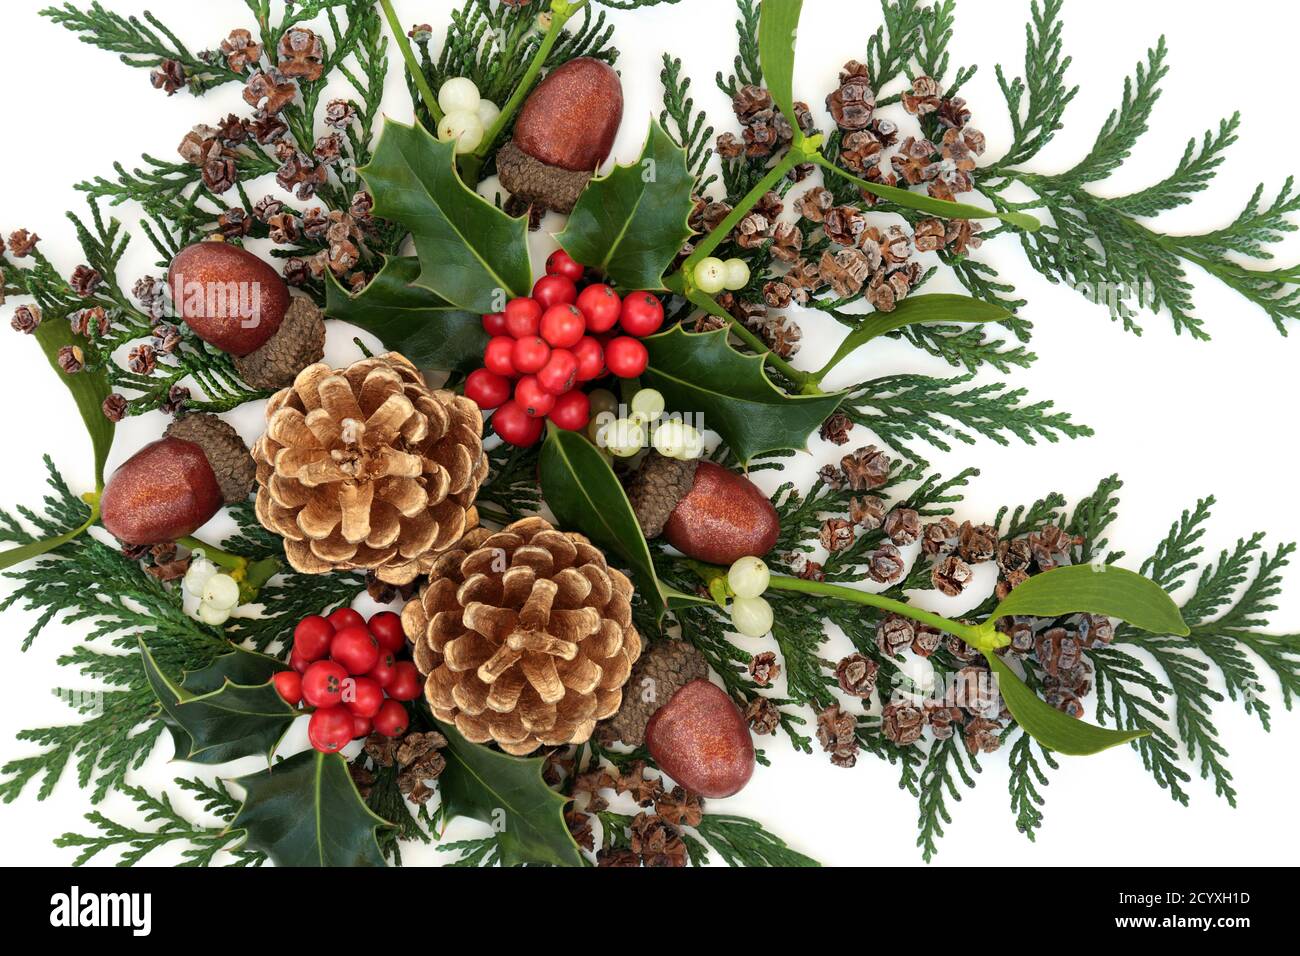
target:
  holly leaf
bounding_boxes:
[141,640,296,765]
[539,425,706,623]
[434,717,584,867]
[641,325,845,465]
[990,564,1189,636]
[361,119,532,311]
[324,257,488,373]
[557,119,695,291]
[229,749,390,867]
[986,654,1150,756]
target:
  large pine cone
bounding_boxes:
[401,517,643,755]
[252,353,488,584]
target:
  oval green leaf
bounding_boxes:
[641,324,845,465]
[557,119,695,291]
[986,653,1150,756]
[758,0,804,138]
[360,118,532,311]
[325,257,488,373]
[990,563,1189,636]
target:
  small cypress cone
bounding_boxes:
[233,295,326,389]
[598,639,709,747]
[164,413,255,503]
[626,453,697,539]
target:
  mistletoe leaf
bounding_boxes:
[557,119,695,291]
[230,749,390,867]
[641,325,845,465]
[851,293,1014,340]
[434,717,584,868]
[324,257,488,373]
[141,640,296,765]
[990,564,1189,636]
[987,654,1149,756]
[758,0,803,136]
[361,119,531,311]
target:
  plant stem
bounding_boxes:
[378,0,443,127]
[461,0,587,182]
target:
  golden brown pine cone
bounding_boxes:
[401,517,643,756]
[252,353,489,584]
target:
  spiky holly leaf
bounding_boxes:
[435,718,584,868]
[141,640,295,765]
[230,749,390,867]
[641,325,845,465]
[325,257,488,373]
[557,119,695,291]
[361,119,532,311]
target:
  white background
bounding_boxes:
[0,0,1296,867]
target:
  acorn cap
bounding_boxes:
[164,413,255,504]
[232,294,326,390]
[496,141,593,215]
[597,639,709,747]
[626,452,698,539]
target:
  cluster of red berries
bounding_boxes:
[273,607,420,754]
[465,249,666,446]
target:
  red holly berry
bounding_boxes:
[367,651,398,688]
[571,336,605,381]
[533,274,577,308]
[537,348,578,394]
[352,715,373,739]
[493,399,545,446]
[504,297,543,338]
[327,607,365,631]
[293,614,334,662]
[344,675,385,719]
[368,611,406,653]
[465,368,511,410]
[387,661,422,701]
[575,284,621,333]
[540,304,586,348]
[373,699,409,737]
[482,311,509,336]
[330,625,380,676]
[546,249,585,282]
[548,390,591,431]
[302,659,349,708]
[605,336,649,378]
[619,292,665,337]
[515,375,557,417]
[273,670,302,706]
[511,335,551,374]
[308,705,354,753]
[484,336,518,377]
[289,647,311,674]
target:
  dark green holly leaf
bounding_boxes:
[435,718,583,868]
[325,257,488,373]
[178,642,286,694]
[230,749,390,867]
[990,564,1189,636]
[141,640,296,765]
[539,425,705,622]
[987,654,1149,755]
[557,119,695,291]
[641,325,845,465]
[361,119,532,311]
[758,0,803,139]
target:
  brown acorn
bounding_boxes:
[644,679,756,798]
[496,57,623,215]
[627,453,780,565]
[100,414,255,546]
[168,239,324,388]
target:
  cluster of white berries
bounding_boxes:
[182,555,241,626]
[727,555,774,637]
[588,387,704,461]
[435,77,501,155]
[692,257,751,295]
